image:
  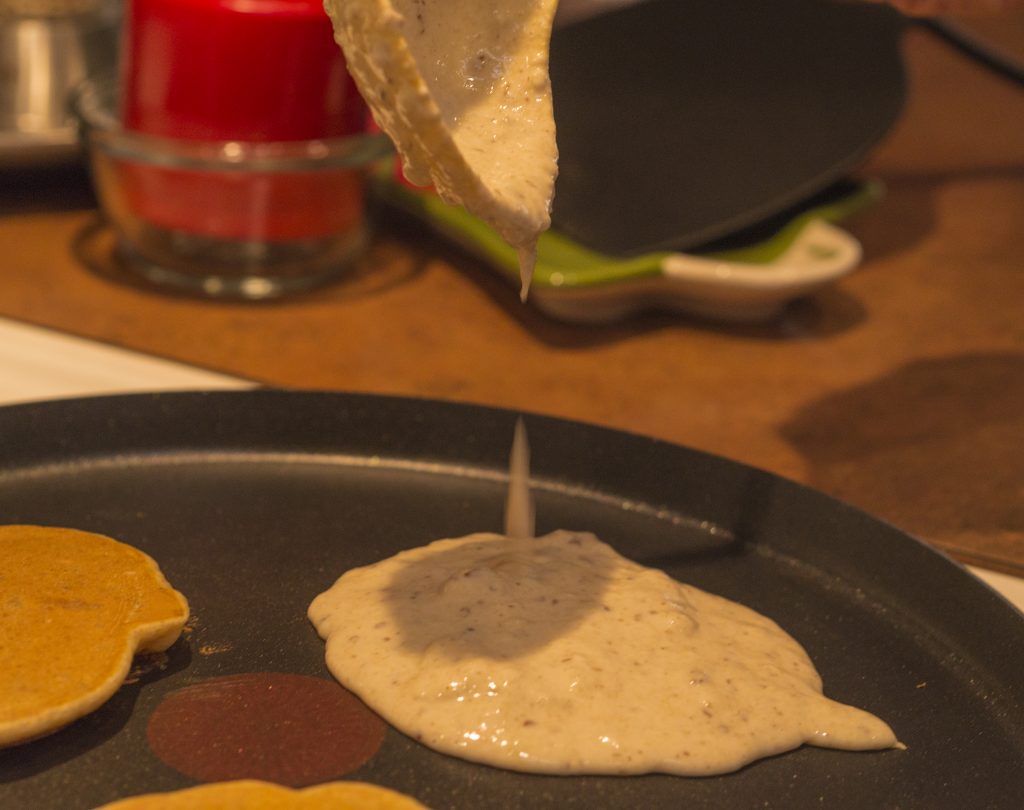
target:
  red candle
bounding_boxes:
[122,0,364,141]
[117,0,370,243]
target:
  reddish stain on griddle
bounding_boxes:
[146,672,386,786]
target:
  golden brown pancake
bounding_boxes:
[94,779,430,809]
[0,525,189,748]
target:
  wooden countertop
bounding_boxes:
[1,20,1022,575]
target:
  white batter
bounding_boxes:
[324,0,559,298]
[309,530,898,775]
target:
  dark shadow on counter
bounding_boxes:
[779,351,1024,544]
[0,164,97,216]
[844,175,938,265]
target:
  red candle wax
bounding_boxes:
[118,0,370,243]
[122,0,364,140]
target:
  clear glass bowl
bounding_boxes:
[72,76,393,300]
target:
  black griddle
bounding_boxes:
[549,0,907,255]
[0,391,1021,809]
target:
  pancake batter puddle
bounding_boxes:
[309,529,898,775]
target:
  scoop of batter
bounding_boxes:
[323,0,559,298]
